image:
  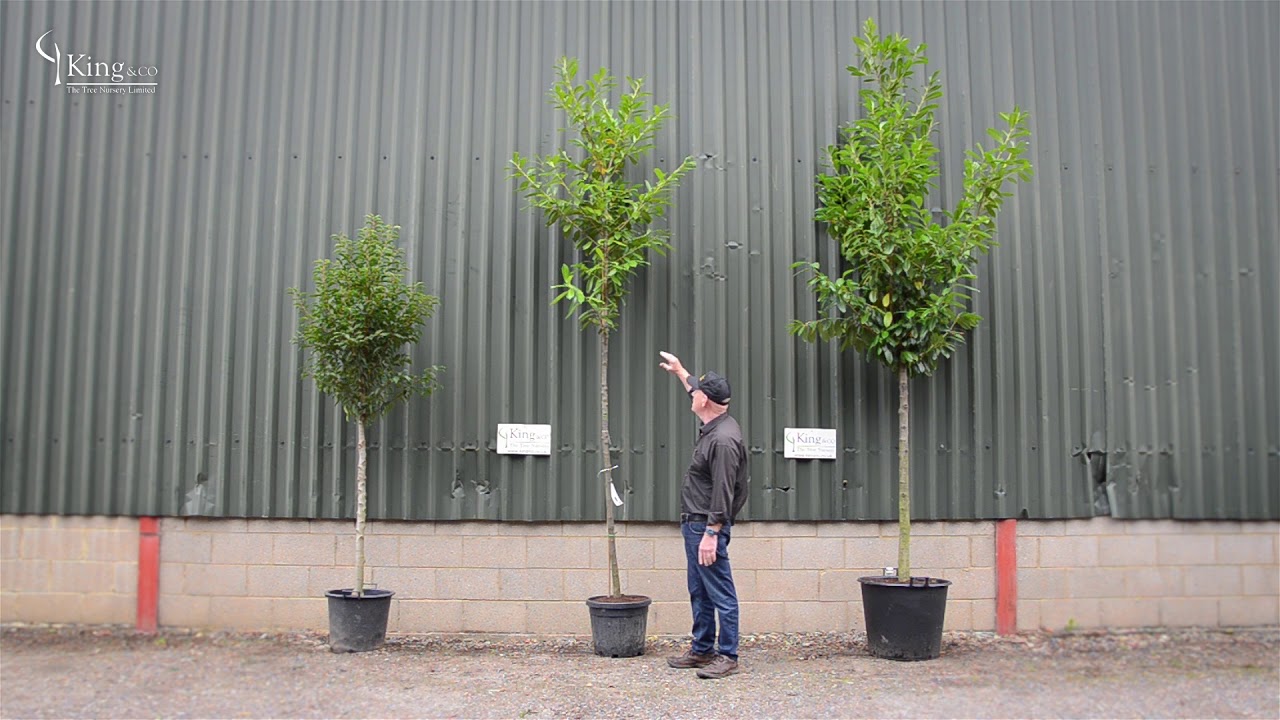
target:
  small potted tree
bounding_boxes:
[510,57,695,657]
[791,19,1032,660]
[290,214,442,653]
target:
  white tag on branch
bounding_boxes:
[599,464,622,506]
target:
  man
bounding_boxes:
[658,350,749,680]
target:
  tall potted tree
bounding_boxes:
[510,57,695,658]
[290,214,443,653]
[791,19,1033,660]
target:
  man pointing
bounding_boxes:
[659,351,749,679]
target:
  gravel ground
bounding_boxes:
[2,624,1277,719]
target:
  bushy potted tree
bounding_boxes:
[510,57,695,657]
[290,214,442,653]
[791,19,1033,660]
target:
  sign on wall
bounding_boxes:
[497,423,552,456]
[784,428,838,460]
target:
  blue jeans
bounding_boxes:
[682,521,740,660]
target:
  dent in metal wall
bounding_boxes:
[2,1,1276,521]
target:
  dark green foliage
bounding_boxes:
[289,214,442,425]
[791,18,1033,377]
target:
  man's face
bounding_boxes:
[689,389,705,414]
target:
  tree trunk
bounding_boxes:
[601,328,621,597]
[897,367,911,580]
[355,419,368,597]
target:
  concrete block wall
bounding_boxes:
[152,519,997,634]
[3,514,1276,634]
[0,515,137,624]
[1017,519,1279,631]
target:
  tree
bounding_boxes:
[510,58,696,597]
[791,19,1033,580]
[290,214,442,597]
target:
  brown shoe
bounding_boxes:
[666,650,715,669]
[696,655,741,679]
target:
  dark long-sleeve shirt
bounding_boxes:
[680,414,749,526]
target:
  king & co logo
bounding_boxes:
[36,29,159,94]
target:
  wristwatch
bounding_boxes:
[703,528,720,537]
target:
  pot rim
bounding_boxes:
[325,588,396,599]
[857,576,952,588]
[584,594,653,609]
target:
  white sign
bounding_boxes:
[784,428,838,460]
[496,423,552,456]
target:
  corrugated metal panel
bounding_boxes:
[2,1,1275,521]
[1088,1,1280,519]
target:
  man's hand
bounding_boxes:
[660,351,693,395]
[659,351,686,376]
[698,532,718,566]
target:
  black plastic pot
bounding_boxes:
[859,576,951,661]
[325,588,394,653]
[585,595,652,658]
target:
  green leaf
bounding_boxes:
[957,312,982,330]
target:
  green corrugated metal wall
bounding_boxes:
[2,1,1276,521]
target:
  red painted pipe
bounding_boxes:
[995,519,1018,635]
[137,517,159,633]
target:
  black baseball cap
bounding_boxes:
[687,371,732,405]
